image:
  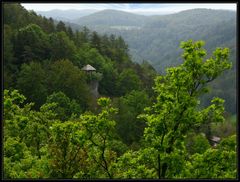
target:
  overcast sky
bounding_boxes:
[21,3,236,15]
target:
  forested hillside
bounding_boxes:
[68,8,237,115]
[73,9,148,27]
[37,9,98,21]
[73,9,236,69]
[3,3,237,179]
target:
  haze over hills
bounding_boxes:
[36,8,236,73]
[71,8,237,114]
[36,9,99,21]
[71,9,148,26]
[72,8,236,72]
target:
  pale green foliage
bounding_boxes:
[4,90,57,178]
[4,89,26,120]
[181,135,236,178]
[113,148,157,178]
[4,136,50,178]
[3,39,236,179]
[4,137,39,178]
[47,120,87,178]
[46,91,82,121]
[185,132,211,154]
[139,40,232,178]
[217,134,236,151]
[78,97,118,178]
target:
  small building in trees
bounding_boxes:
[210,136,221,147]
[82,64,96,74]
[82,64,100,99]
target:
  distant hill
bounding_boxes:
[37,9,99,21]
[20,7,237,114]
[73,8,236,73]
[72,8,236,114]
[72,9,148,26]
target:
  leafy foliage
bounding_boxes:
[49,31,77,61]
[46,59,90,110]
[3,3,236,179]
[74,8,236,114]
[181,135,236,178]
[116,68,142,96]
[139,40,233,178]
[13,24,50,65]
[16,62,47,108]
[114,90,151,146]
[45,91,82,121]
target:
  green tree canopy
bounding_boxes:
[46,59,90,111]
[49,31,77,61]
[56,21,67,32]
[139,40,232,178]
[114,90,151,146]
[16,62,47,109]
[13,24,50,65]
[116,68,142,96]
[46,91,82,121]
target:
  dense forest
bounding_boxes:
[71,9,236,70]
[63,8,236,115]
[3,3,237,179]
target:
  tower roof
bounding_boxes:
[82,64,96,71]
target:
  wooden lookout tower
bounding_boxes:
[81,64,96,74]
[82,64,99,99]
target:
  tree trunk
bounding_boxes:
[157,153,161,179]
[161,163,168,178]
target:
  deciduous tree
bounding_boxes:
[139,40,232,178]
